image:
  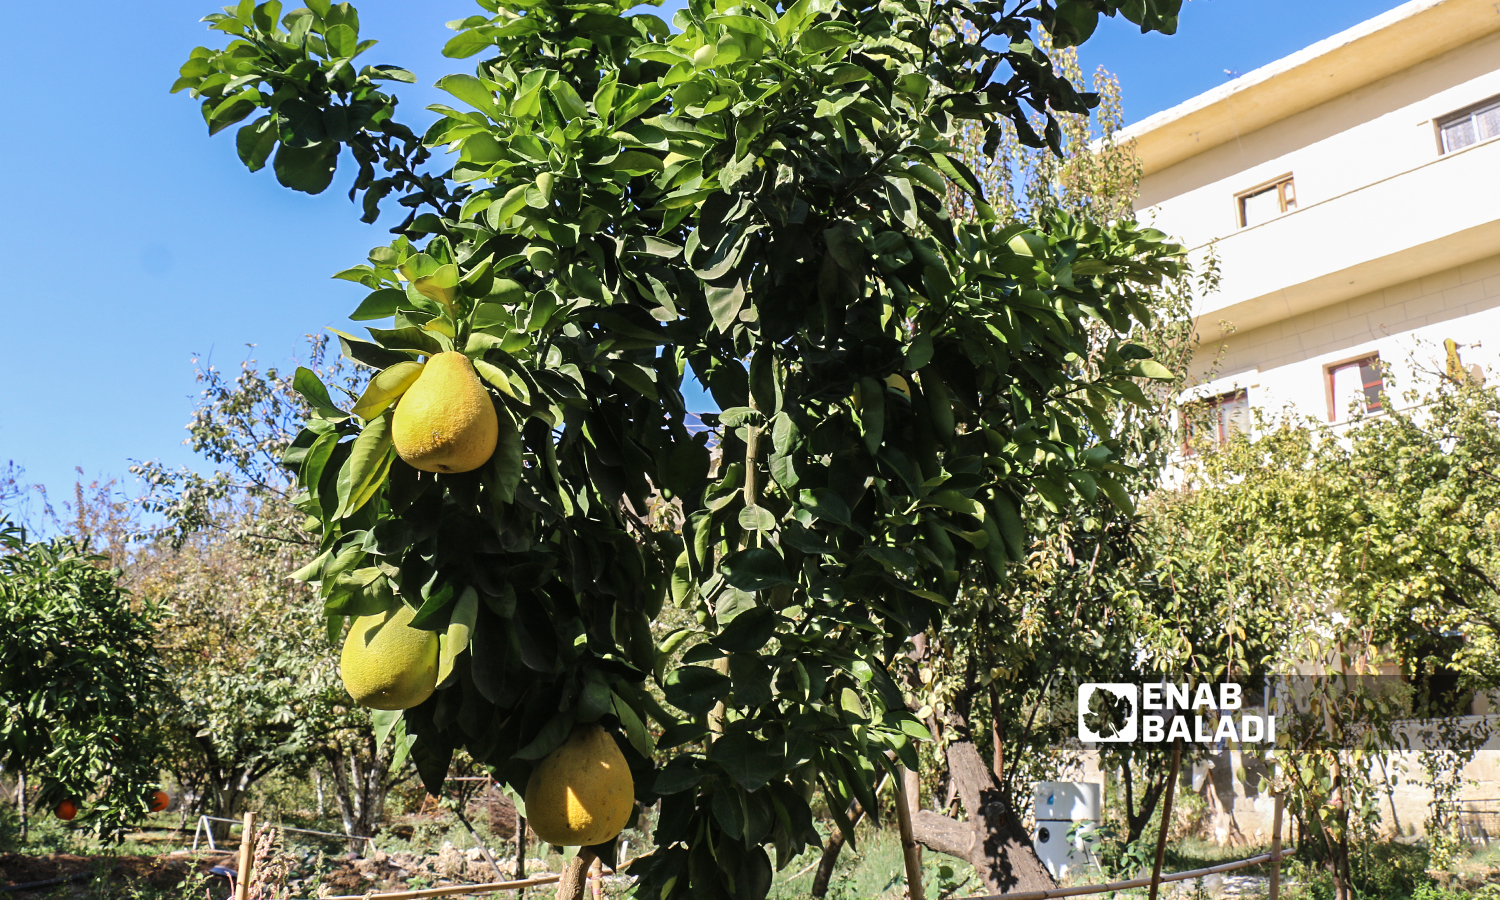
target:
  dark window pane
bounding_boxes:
[1359,360,1384,411]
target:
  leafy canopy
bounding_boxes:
[0,523,168,838]
[177,0,1183,895]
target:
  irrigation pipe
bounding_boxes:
[192,815,377,853]
[955,848,1296,900]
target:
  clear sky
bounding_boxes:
[0,0,1410,508]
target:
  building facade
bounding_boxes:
[1113,0,1500,843]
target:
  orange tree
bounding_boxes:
[0,522,167,840]
[176,0,1183,895]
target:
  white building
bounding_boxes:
[1115,0,1500,842]
[1124,0,1500,435]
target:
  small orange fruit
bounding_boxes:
[55,799,79,821]
[148,790,171,813]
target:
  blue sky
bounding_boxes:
[0,0,1408,508]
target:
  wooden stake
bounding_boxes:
[234,811,256,900]
[892,769,926,900]
[588,854,604,900]
[1147,739,1182,900]
[1268,792,1285,900]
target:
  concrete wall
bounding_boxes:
[1141,30,1500,252]
[1075,714,1500,846]
[1186,252,1500,424]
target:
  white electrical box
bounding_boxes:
[1032,782,1102,880]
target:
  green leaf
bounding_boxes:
[371,708,402,751]
[798,488,854,529]
[414,264,459,310]
[988,493,1027,559]
[351,360,423,420]
[437,587,478,686]
[720,548,792,591]
[485,408,523,503]
[293,367,348,421]
[709,732,782,793]
[235,115,277,172]
[707,282,745,332]
[273,141,337,194]
[367,326,443,355]
[515,711,575,760]
[335,412,393,519]
[350,288,405,321]
[738,504,775,532]
[485,184,530,229]
[437,74,497,117]
[324,22,356,56]
[1129,359,1174,381]
[368,65,416,83]
[712,607,779,653]
[612,692,654,758]
[1097,475,1136,516]
[612,150,663,174]
[663,666,731,717]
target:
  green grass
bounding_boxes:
[762,823,976,900]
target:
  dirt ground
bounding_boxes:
[0,851,220,893]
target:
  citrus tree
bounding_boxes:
[891,31,1220,882]
[176,0,1184,895]
[1144,357,1500,900]
[0,522,168,839]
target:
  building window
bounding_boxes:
[1236,175,1296,228]
[1182,390,1250,450]
[1327,356,1384,422]
[1438,95,1500,154]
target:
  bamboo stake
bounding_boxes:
[1269,792,1285,900]
[891,770,926,900]
[234,811,256,900]
[1147,738,1183,900]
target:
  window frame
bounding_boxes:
[1180,388,1250,453]
[1234,174,1297,228]
[1324,354,1386,423]
[1435,93,1500,155]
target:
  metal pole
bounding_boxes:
[234,811,256,900]
[1268,792,1285,900]
[1148,739,1183,900]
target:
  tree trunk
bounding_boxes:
[1122,754,1172,846]
[910,740,1056,894]
[515,815,527,899]
[812,800,865,898]
[557,848,597,900]
[324,735,392,852]
[17,769,27,843]
[988,683,1004,785]
[209,778,247,842]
